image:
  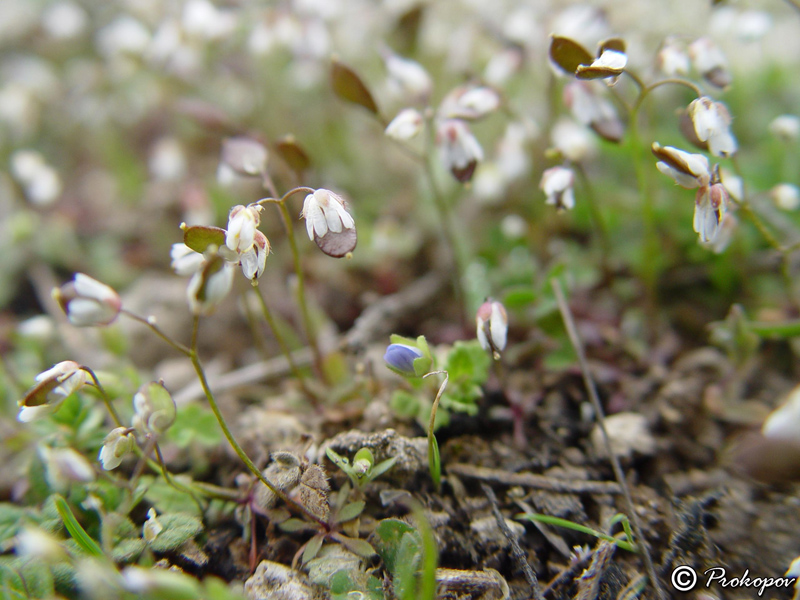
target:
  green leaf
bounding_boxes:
[278,518,316,533]
[332,533,376,558]
[331,60,379,116]
[148,513,203,553]
[374,519,418,574]
[368,456,397,481]
[336,501,366,524]
[183,225,226,253]
[54,495,103,557]
[142,476,203,516]
[390,390,420,418]
[549,36,593,75]
[444,340,490,385]
[167,403,222,448]
[111,537,146,563]
[0,504,29,545]
[302,534,325,564]
[503,286,536,309]
[353,448,374,467]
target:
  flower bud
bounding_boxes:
[19,361,87,422]
[436,119,484,183]
[225,204,262,253]
[98,427,135,470]
[540,166,575,211]
[186,253,234,315]
[53,273,122,327]
[132,381,176,436]
[240,230,270,281]
[383,343,424,376]
[476,299,508,358]
[688,97,737,157]
[768,115,800,142]
[438,85,501,120]
[385,108,423,141]
[694,183,727,244]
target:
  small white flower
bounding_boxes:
[476,299,508,358]
[186,255,235,315]
[652,143,711,189]
[656,37,690,76]
[40,446,95,491]
[688,37,730,88]
[768,114,800,142]
[436,119,484,183]
[225,205,261,253]
[301,189,355,241]
[19,361,87,423]
[385,108,423,141]
[438,85,501,120]
[240,230,270,281]
[563,81,622,142]
[53,273,122,327]
[170,243,205,276]
[384,51,432,101]
[98,427,135,470]
[771,183,800,211]
[540,166,576,211]
[688,97,737,157]
[693,182,727,243]
[143,508,163,543]
[10,150,62,206]
[552,119,595,162]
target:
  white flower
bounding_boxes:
[652,143,711,189]
[384,52,432,101]
[436,119,484,183]
[476,299,508,357]
[186,255,235,315]
[19,361,87,423]
[385,108,423,141]
[15,527,67,562]
[225,205,261,253]
[240,230,270,281]
[170,243,205,276]
[768,114,800,142]
[771,183,800,211]
[143,508,163,543]
[98,427,135,470]
[10,150,62,206]
[438,85,501,120]
[540,166,575,211]
[688,97,737,157]
[563,81,622,142]
[552,119,595,162]
[40,446,95,491]
[688,37,730,88]
[301,189,355,241]
[132,382,176,436]
[694,182,728,243]
[53,273,122,327]
[705,212,737,254]
[657,37,690,76]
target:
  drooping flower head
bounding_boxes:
[540,166,576,211]
[225,204,262,253]
[301,188,357,257]
[53,274,122,327]
[18,361,88,422]
[436,119,484,183]
[98,427,135,470]
[688,97,737,157]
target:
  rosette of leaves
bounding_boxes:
[325,447,397,494]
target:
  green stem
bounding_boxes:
[422,370,448,488]
[121,309,192,357]
[81,367,122,427]
[518,513,637,553]
[189,317,327,528]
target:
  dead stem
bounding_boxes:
[551,278,665,600]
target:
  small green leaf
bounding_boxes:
[167,403,222,448]
[147,513,203,553]
[111,537,146,563]
[302,534,325,564]
[390,390,420,418]
[503,287,536,309]
[353,448,374,467]
[278,518,316,533]
[332,533,376,558]
[368,456,397,481]
[336,501,366,524]
[549,36,593,75]
[53,495,103,557]
[183,225,226,253]
[444,340,490,385]
[331,60,379,116]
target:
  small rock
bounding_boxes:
[244,561,327,600]
[591,412,656,459]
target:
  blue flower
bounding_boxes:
[384,343,424,376]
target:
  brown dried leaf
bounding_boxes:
[549,36,593,75]
[331,60,379,116]
[275,136,310,174]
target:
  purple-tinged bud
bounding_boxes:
[476,299,508,359]
[384,343,424,376]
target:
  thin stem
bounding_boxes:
[121,309,191,357]
[81,367,122,427]
[573,162,610,265]
[552,279,664,600]
[189,317,327,528]
[153,442,205,514]
[423,370,448,488]
[276,201,325,378]
[252,286,318,400]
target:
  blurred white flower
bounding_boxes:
[40,446,95,491]
[436,119,484,183]
[763,385,800,443]
[98,427,135,471]
[694,182,728,243]
[704,212,737,254]
[385,108,423,141]
[149,137,187,181]
[484,47,523,86]
[42,1,87,39]
[18,361,87,423]
[10,150,62,205]
[383,51,432,101]
[225,205,261,253]
[563,81,622,142]
[771,183,800,211]
[652,143,711,189]
[769,115,800,142]
[53,273,122,327]
[240,230,270,281]
[540,166,575,211]
[15,527,67,562]
[552,119,595,163]
[689,37,730,89]
[688,97,737,157]
[439,85,501,120]
[657,37,690,77]
[186,255,235,315]
[182,0,238,41]
[170,243,205,276]
[96,16,151,58]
